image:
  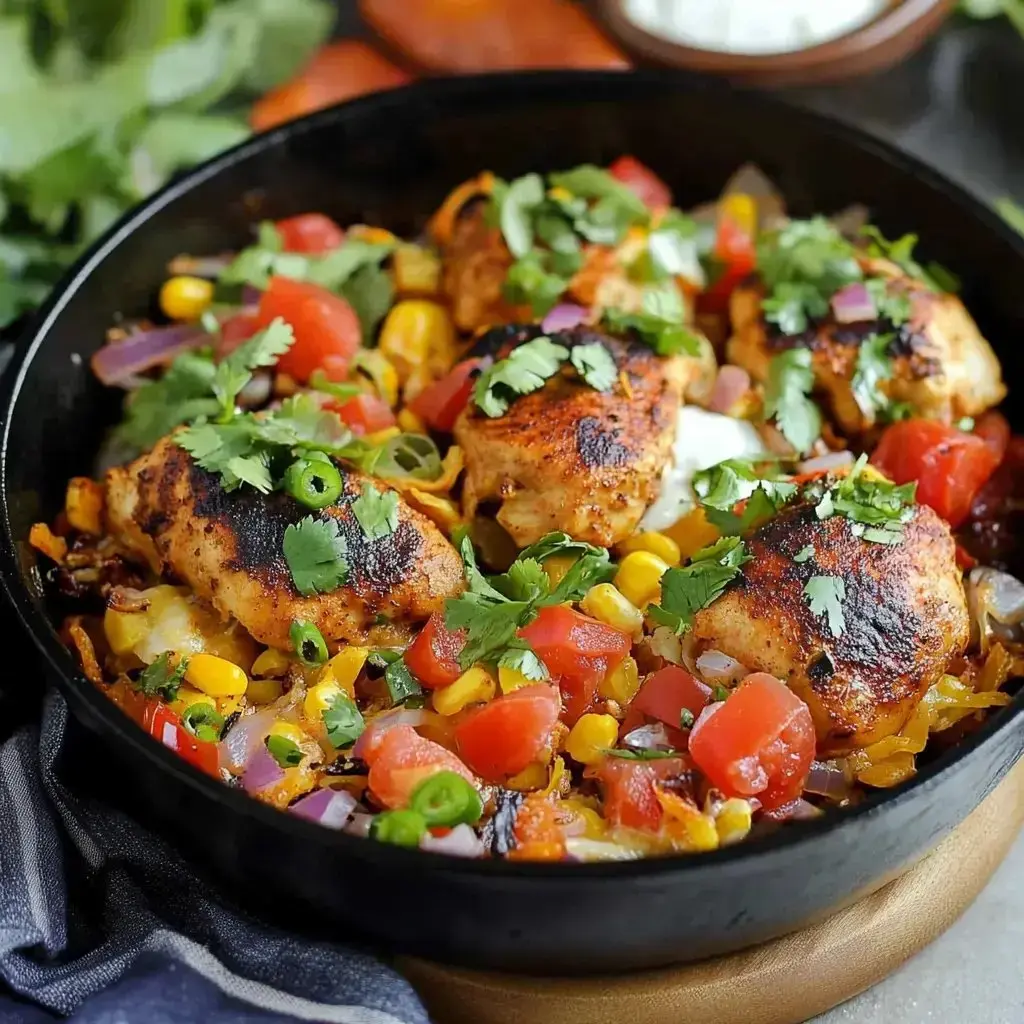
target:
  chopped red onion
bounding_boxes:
[420,823,485,858]
[91,323,208,386]
[541,303,587,334]
[762,798,822,822]
[804,760,854,801]
[218,708,278,773]
[345,813,375,838]
[830,282,876,324]
[241,284,263,307]
[708,365,751,414]
[242,745,285,795]
[237,371,273,409]
[289,787,357,829]
[798,451,854,475]
[351,707,430,760]
[622,723,672,750]
[695,650,748,686]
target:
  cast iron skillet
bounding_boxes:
[3,71,1024,976]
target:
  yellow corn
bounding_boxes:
[393,243,442,296]
[351,349,399,407]
[542,554,577,588]
[599,656,640,704]
[268,719,307,746]
[184,653,248,697]
[432,665,496,716]
[719,192,757,239]
[614,550,670,608]
[217,695,242,717]
[565,714,619,765]
[506,763,550,791]
[29,522,67,563]
[561,797,606,839]
[378,300,456,383]
[304,678,347,724]
[663,507,720,563]
[246,677,284,705]
[319,647,369,698]
[103,607,150,656]
[397,408,427,434]
[159,275,213,321]
[65,477,104,535]
[580,583,643,635]
[350,225,397,246]
[365,426,401,446]
[172,685,215,716]
[498,664,536,694]
[715,798,753,845]
[658,790,720,852]
[252,648,290,678]
[404,488,462,536]
[547,186,573,202]
[618,531,681,567]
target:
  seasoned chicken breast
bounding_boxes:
[105,437,464,650]
[728,256,1006,439]
[454,324,689,548]
[690,500,969,753]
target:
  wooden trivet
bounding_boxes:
[401,759,1024,1024]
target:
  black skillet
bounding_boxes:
[2,71,1024,976]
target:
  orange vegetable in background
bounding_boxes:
[360,0,630,72]
[251,40,412,132]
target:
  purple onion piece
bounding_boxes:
[241,744,285,795]
[289,787,357,829]
[541,302,587,334]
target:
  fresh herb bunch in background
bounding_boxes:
[0,0,334,330]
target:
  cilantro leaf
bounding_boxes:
[497,172,545,258]
[762,281,830,335]
[794,544,815,564]
[351,482,399,542]
[283,515,349,596]
[804,575,846,637]
[135,651,189,702]
[647,214,701,281]
[864,278,912,327]
[337,260,394,343]
[812,453,916,545]
[860,225,929,282]
[265,734,303,768]
[497,558,551,603]
[851,332,895,420]
[496,638,549,682]
[603,284,702,357]
[764,348,822,455]
[693,458,796,535]
[383,658,422,705]
[603,748,680,761]
[703,484,797,537]
[570,342,617,391]
[211,317,294,419]
[502,251,570,316]
[322,692,365,749]
[472,336,569,418]
[444,594,530,669]
[547,165,650,223]
[648,537,750,634]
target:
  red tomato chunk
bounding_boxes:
[276,213,345,255]
[365,724,474,809]
[608,155,672,209]
[408,358,484,432]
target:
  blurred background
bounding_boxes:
[0,0,1021,340]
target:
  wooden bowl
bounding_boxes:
[598,0,956,87]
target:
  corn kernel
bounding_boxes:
[404,488,462,536]
[320,647,369,697]
[580,583,643,635]
[397,408,427,434]
[663,507,720,563]
[498,664,535,694]
[542,554,577,588]
[432,665,496,716]
[658,789,720,852]
[304,679,347,724]
[614,550,670,608]
[351,349,399,407]
[65,477,104,535]
[365,426,401,446]
[599,656,641,704]
[185,653,248,697]
[719,192,758,239]
[217,695,242,717]
[103,607,150,656]
[506,763,550,791]
[715,798,753,846]
[565,714,619,765]
[172,685,215,717]
[547,186,573,202]
[252,648,290,678]
[268,719,307,746]
[618,531,681,567]
[159,275,213,321]
[562,798,606,839]
[379,300,456,383]
[247,677,284,705]
[393,243,442,296]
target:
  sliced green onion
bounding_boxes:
[181,701,224,743]
[322,692,365,749]
[374,432,443,481]
[284,456,343,509]
[712,684,730,703]
[679,708,695,729]
[384,659,422,706]
[290,620,328,665]
[370,808,427,847]
[409,770,483,828]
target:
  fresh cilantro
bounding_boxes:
[547,165,650,223]
[644,214,702,282]
[762,281,830,335]
[472,336,569,418]
[338,260,395,343]
[794,544,815,564]
[764,348,822,455]
[851,332,895,420]
[569,342,617,392]
[924,261,961,294]
[603,284,702,357]
[513,532,616,603]
[308,370,362,402]
[804,576,847,637]
[694,458,796,535]
[603,748,680,761]
[135,652,188,702]
[495,172,545,258]
[860,225,927,280]
[283,515,349,596]
[211,317,294,420]
[182,702,224,743]
[384,659,422,705]
[351,482,399,542]
[322,692,365,749]
[864,278,912,327]
[812,454,916,544]
[647,537,750,635]
[265,734,303,768]
[502,251,571,316]
[496,638,549,682]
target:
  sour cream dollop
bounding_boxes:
[621,0,889,56]
[639,405,764,532]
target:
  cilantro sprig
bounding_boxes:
[812,454,916,545]
[603,284,702,357]
[210,318,294,421]
[694,457,797,536]
[804,576,847,637]
[322,692,365,749]
[351,483,399,542]
[763,348,822,455]
[851,332,895,421]
[134,651,189,702]
[472,336,569,417]
[283,515,349,596]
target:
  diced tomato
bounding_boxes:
[254,276,361,383]
[699,208,757,315]
[328,393,396,435]
[631,666,711,729]
[454,684,561,782]
[518,605,631,723]
[955,543,978,571]
[408,358,484,432]
[973,410,1010,463]
[276,214,345,255]
[404,612,466,690]
[871,418,1002,529]
[510,794,566,861]
[366,724,475,809]
[597,756,689,832]
[142,703,220,777]
[251,41,411,133]
[608,156,671,209]
[688,673,815,810]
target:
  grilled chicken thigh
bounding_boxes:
[455,324,689,548]
[105,437,464,650]
[728,256,1006,439]
[691,500,969,753]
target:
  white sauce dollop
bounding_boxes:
[621,0,889,56]
[639,405,764,532]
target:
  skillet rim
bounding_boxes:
[2,67,1024,883]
